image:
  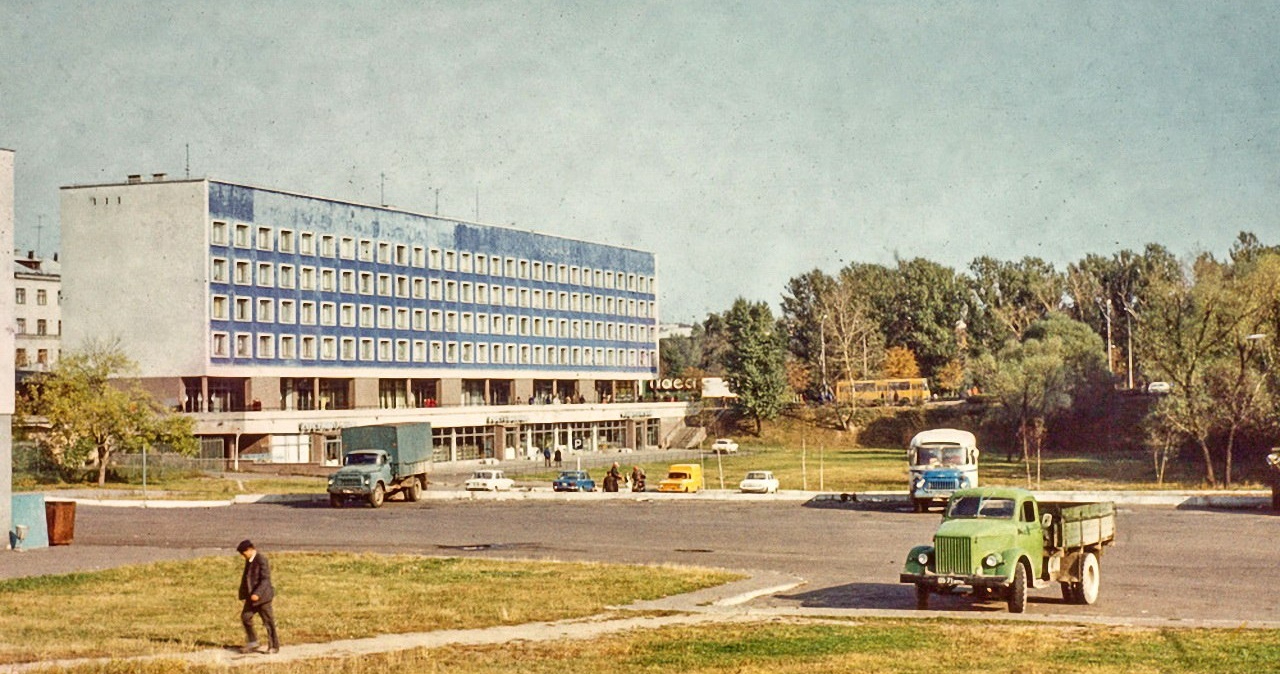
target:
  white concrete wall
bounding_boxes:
[61,180,209,377]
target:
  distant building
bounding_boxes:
[61,174,700,465]
[659,323,693,339]
[13,252,60,376]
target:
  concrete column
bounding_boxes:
[625,419,637,451]
[1,149,14,548]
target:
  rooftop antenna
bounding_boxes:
[474,185,479,220]
[434,187,440,215]
[185,143,190,179]
[35,216,43,256]
[380,172,387,207]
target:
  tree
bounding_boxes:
[21,339,197,485]
[722,299,789,435]
[968,256,1064,351]
[878,258,973,377]
[883,346,921,378]
[935,359,966,397]
[816,268,887,429]
[780,269,836,384]
[973,314,1105,486]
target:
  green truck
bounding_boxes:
[327,423,433,508]
[900,486,1116,613]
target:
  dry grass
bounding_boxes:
[0,553,737,665]
[36,619,1280,673]
[18,476,329,499]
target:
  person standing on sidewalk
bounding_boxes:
[237,539,280,654]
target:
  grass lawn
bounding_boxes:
[41,619,1280,673]
[15,476,329,499]
[521,443,1259,494]
[0,553,736,665]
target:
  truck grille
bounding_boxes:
[935,536,971,575]
[926,476,960,490]
[333,475,364,488]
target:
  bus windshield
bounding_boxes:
[912,445,969,467]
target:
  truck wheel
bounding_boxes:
[369,483,385,508]
[1007,562,1028,613]
[404,478,422,503]
[915,583,930,610]
[329,494,344,509]
[1076,552,1100,605]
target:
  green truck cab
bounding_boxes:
[327,423,432,508]
[900,486,1116,613]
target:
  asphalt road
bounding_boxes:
[65,498,1280,624]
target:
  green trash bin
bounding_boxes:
[45,500,76,546]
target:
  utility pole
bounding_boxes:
[1096,297,1113,375]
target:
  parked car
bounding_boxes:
[710,438,739,454]
[739,470,779,494]
[552,470,596,492]
[658,463,704,493]
[465,469,515,492]
[1147,381,1173,395]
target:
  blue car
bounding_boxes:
[553,470,596,492]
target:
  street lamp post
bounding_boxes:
[1096,297,1113,375]
[1123,301,1138,390]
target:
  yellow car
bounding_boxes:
[658,463,704,493]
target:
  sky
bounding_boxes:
[2,1,1278,322]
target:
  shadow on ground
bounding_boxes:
[774,582,1074,612]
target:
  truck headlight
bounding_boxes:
[363,475,371,484]
[983,553,1001,568]
[916,552,930,566]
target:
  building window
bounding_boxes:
[429,279,442,300]
[15,288,25,305]
[396,307,409,330]
[278,265,295,289]
[444,250,456,271]
[461,342,473,363]
[320,234,336,257]
[377,339,391,361]
[461,282,473,303]
[14,349,26,367]
[320,302,336,325]
[35,319,46,335]
[412,278,426,299]
[461,313,473,333]
[234,298,251,321]
[279,335,296,359]
[340,236,355,259]
[279,299,296,324]
[300,266,316,290]
[299,231,314,255]
[476,284,488,304]
[301,335,316,359]
[413,340,426,362]
[446,342,458,363]
[396,339,410,362]
[256,227,273,250]
[340,303,355,327]
[234,223,250,247]
[279,229,295,253]
[378,306,392,329]
[359,272,373,295]
[212,296,228,320]
[358,239,373,261]
[429,310,442,331]
[321,268,336,292]
[256,263,274,287]
[395,244,408,266]
[430,341,443,362]
[377,274,391,296]
[211,221,228,245]
[412,246,425,267]
[300,301,316,325]
[395,275,409,298]
[234,261,251,285]
[340,337,355,360]
[360,305,374,328]
[429,248,442,269]
[256,299,274,323]
[445,281,457,302]
[377,241,391,264]
[475,255,488,275]
[445,311,458,332]
[321,336,337,360]
[341,270,355,293]
[413,309,426,331]
[211,333,229,357]
[235,333,252,358]
[359,338,375,361]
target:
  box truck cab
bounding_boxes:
[659,463,704,493]
[908,429,979,512]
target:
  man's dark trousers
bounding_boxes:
[241,600,279,650]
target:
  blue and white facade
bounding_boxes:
[62,175,687,465]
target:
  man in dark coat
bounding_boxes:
[237,539,280,654]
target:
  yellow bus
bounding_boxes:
[834,378,931,406]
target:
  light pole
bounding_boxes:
[1123,301,1138,390]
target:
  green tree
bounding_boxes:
[974,337,1071,487]
[879,258,973,377]
[20,339,197,485]
[968,256,1064,352]
[722,299,789,435]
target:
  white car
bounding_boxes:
[710,438,739,454]
[739,470,779,494]
[1147,381,1173,395]
[465,469,515,491]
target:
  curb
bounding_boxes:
[46,489,1274,509]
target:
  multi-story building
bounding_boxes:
[13,252,61,376]
[62,174,690,465]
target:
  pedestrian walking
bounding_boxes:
[237,539,280,654]
[542,446,552,467]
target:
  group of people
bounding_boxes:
[602,462,646,492]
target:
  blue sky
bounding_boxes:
[3,1,1278,321]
